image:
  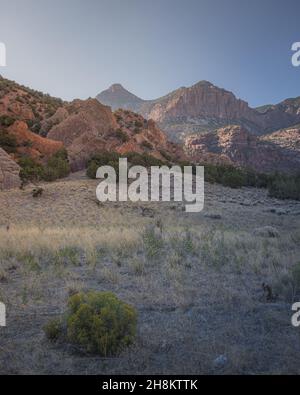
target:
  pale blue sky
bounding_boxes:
[0,0,299,107]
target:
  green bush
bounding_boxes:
[26,119,41,134]
[202,163,220,183]
[86,160,101,179]
[0,114,16,127]
[18,149,70,182]
[18,157,44,182]
[202,164,246,187]
[268,173,300,200]
[221,169,246,188]
[86,151,120,179]
[43,149,70,181]
[86,150,168,179]
[126,152,165,167]
[199,163,273,190]
[202,162,300,200]
[43,318,63,341]
[115,129,129,143]
[246,171,270,188]
[0,129,17,153]
[142,225,164,260]
[66,291,137,355]
[134,120,143,129]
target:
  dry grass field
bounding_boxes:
[0,172,300,374]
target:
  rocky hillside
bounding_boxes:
[257,98,300,133]
[0,76,65,162]
[47,99,184,171]
[261,124,300,150]
[0,76,63,133]
[185,125,300,174]
[97,82,300,142]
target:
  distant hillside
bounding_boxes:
[262,124,300,155]
[255,104,274,113]
[185,124,300,175]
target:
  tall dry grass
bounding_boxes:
[0,225,141,257]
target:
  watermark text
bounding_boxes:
[0,302,6,327]
[95,158,204,213]
[291,42,300,67]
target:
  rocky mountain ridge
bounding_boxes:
[97,82,300,141]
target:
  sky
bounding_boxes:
[0,0,299,107]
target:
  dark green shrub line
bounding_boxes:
[202,163,270,189]
[202,163,300,200]
[86,151,121,180]
[85,150,300,201]
[86,151,166,179]
[268,173,300,200]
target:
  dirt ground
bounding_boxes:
[0,172,300,374]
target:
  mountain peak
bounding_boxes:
[97,83,143,111]
[108,83,126,92]
[192,80,214,88]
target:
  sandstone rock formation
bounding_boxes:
[0,147,20,190]
[0,76,65,163]
[185,125,300,174]
[47,99,184,171]
[262,125,300,154]
[7,121,64,163]
[47,99,118,170]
